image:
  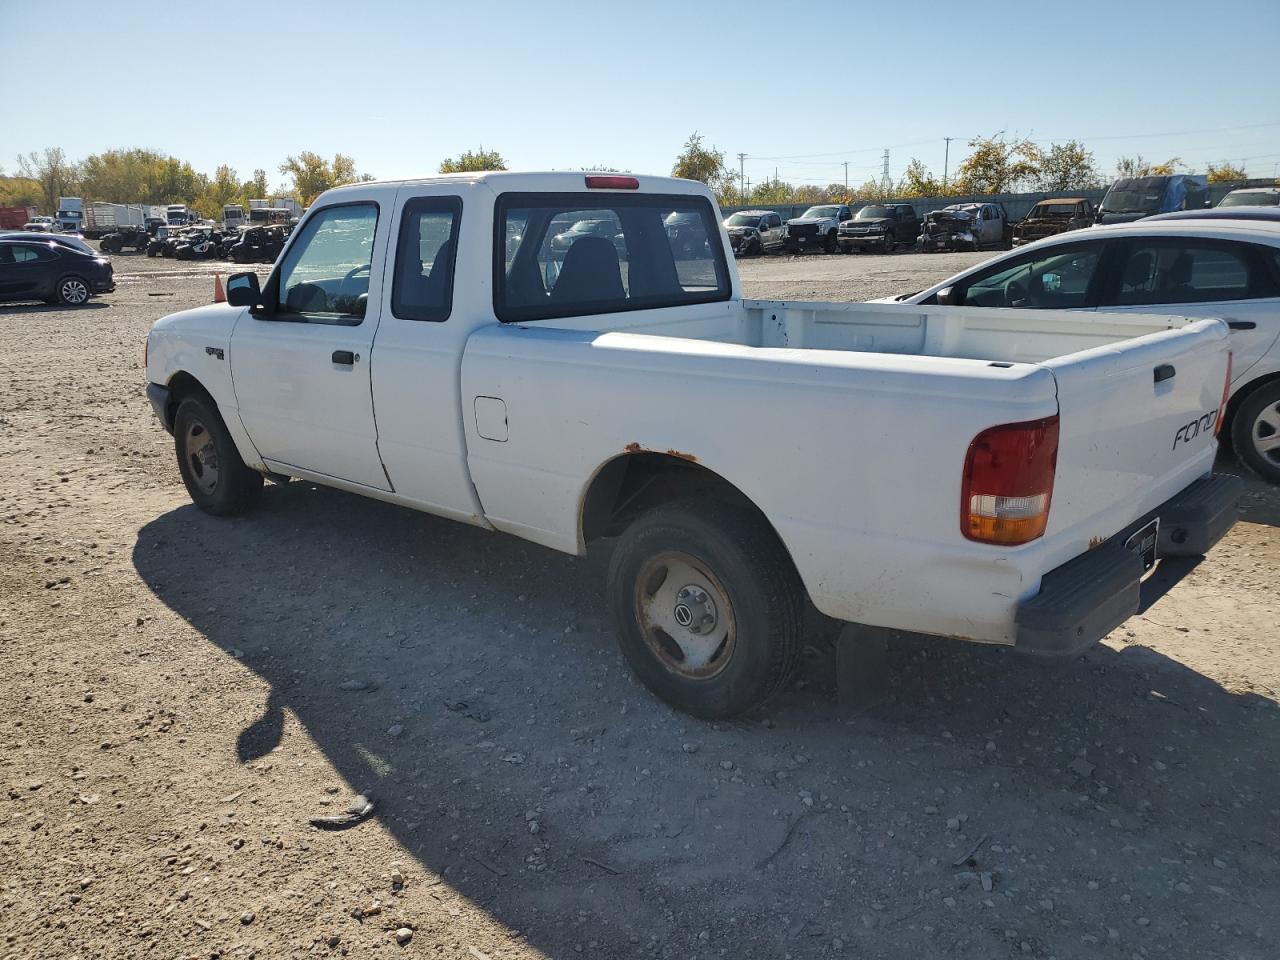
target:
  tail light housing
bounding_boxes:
[585,175,639,190]
[962,416,1059,545]
[1214,351,1232,438]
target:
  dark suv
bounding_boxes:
[838,203,920,253]
[0,238,114,306]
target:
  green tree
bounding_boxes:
[671,132,729,192]
[17,147,80,213]
[953,133,1041,195]
[1115,155,1182,178]
[193,165,243,218]
[1036,141,1101,191]
[240,169,271,207]
[749,179,794,205]
[439,148,506,173]
[279,152,372,205]
[1205,161,1248,183]
[898,158,943,198]
[0,174,44,210]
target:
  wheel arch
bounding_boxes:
[578,451,812,600]
[1223,370,1280,449]
[159,370,216,433]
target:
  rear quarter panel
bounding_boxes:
[460,323,1061,641]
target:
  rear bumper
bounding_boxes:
[1014,473,1243,656]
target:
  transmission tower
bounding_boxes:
[879,149,892,195]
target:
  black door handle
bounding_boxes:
[1154,363,1176,383]
[1227,320,1256,331]
[332,350,355,365]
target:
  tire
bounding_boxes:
[823,231,838,254]
[55,276,91,306]
[607,498,805,719]
[883,233,895,254]
[173,395,263,515]
[1231,380,1280,484]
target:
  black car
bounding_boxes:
[0,231,98,257]
[0,238,114,306]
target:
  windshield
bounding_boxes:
[1030,203,1077,218]
[1219,191,1280,208]
[801,206,840,219]
[1101,188,1163,214]
[726,214,762,227]
[856,205,891,219]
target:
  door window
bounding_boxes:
[959,245,1103,308]
[1111,240,1260,306]
[275,203,378,322]
[391,197,461,322]
[11,245,42,263]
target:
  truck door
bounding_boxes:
[229,201,391,490]
[364,191,484,522]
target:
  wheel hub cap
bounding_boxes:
[635,553,735,678]
[1253,402,1280,466]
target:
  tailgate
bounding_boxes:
[1041,315,1230,556]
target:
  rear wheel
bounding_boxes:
[174,395,263,515]
[1232,381,1280,484]
[607,499,804,719]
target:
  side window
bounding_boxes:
[391,196,461,322]
[0,247,13,264]
[275,203,378,322]
[1112,241,1256,306]
[12,245,42,263]
[960,245,1103,308]
[495,192,730,322]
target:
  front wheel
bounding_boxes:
[823,231,838,254]
[174,395,263,515]
[607,499,804,719]
[1231,381,1280,484]
[55,276,91,306]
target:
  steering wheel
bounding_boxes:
[1005,280,1028,307]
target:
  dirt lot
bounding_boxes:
[2,247,1278,960]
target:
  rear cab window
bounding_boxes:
[391,196,461,322]
[1109,239,1280,306]
[494,192,730,323]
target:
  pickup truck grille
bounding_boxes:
[789,223,818,239]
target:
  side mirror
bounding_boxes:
[937,285,960,306]
[226,271,261,308]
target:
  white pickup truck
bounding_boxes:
[145,172,1241,718]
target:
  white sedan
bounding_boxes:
[877,218,1280,483]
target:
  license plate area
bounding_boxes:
[1125,518,1160,573]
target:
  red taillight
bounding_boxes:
[961,416,1059,545]
[1215,351,1232,438]
[584,175,639,190]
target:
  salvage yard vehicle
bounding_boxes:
[0,237,114,305]
[920,202,1011,252]
[786,204,852,254]
[99,225,151,254]
[227,224,288,263]
[838,203,919,253]
[23,215,58,233]
[723,210,786,256]
[145,171,1241,719]
[1096,175,1209,224]
[1012,198,1095,247]
[0,232,97,257]
[1216,187,1280,208]
[880,217,1280,483]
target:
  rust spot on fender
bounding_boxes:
[664,449,698,463]
[622,442,697,463]
[1088,536,1106,550]
[624,442,644,454]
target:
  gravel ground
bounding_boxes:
[1,245,1278,960]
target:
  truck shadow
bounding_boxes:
[131,481,1280,957]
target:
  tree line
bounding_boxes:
[0,139,1258,217]
[672,132,1258,207]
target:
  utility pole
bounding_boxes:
[737,152,747,204]
[943,137,953,191]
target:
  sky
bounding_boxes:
[3,0,1279,193]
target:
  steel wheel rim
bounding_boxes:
[183,419,220,495]
[1252,401,1280,465]
[634,551,736,680]
[61,279,88,304]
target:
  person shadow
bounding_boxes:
[132,479,1280,959]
